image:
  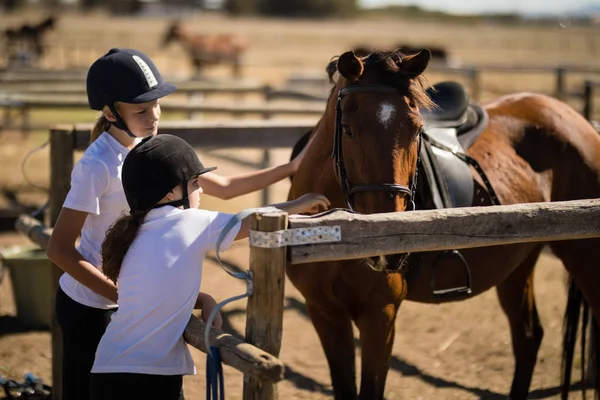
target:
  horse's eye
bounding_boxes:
[342,125,354,139]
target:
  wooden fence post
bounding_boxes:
[260,85,274,205]
[48,127,75,400]
[583,80,594,121]
[243,212,288,400]
[555,67,566,101]
[469,69,481,103]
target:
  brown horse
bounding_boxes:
[3,15,55,67]
[286,49,600,399]
[162,20,247,78]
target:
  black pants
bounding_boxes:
[90,373,184,400]
[55,286,116,400]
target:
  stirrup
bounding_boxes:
[430,250,472,300]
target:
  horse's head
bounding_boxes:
[42,15,56,30]
[326,49,432,215]
[162,21,181,47]
[324,49,432,271]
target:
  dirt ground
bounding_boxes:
[0,9,598,400]
[0,232,586,399]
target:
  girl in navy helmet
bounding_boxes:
[46,48,310,400]
[89,134,329,400]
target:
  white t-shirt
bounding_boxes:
[91,206,240,376]
[59,132,139,309]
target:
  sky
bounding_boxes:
[359,0,600,16]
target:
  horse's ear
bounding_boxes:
[399,49,431,78]
[337,51,364,83]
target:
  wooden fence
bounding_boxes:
[5,62,600,102]
[240,198,600,398]
[0,80,327,102]
[583,80,600,121]
[287,63,600,103]
[4,63,600,135]
[0,94,324,133]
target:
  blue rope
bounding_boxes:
[204,207,280,400]
[206,346,225,400]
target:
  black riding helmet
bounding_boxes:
[86,48,176,137]
[122,134,217,213]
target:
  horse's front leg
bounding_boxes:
[306,302,358,400]
[356,273,405,400]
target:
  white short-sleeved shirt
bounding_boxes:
[59,132,139,309]
[91,206,240,376]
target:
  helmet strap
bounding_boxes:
[108,103,137,138]
[153,181,191,210]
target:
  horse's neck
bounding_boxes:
[175,29,205,52]
[37,22,51,31]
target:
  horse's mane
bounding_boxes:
[326,50,433,110]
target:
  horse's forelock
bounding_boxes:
[325,50,432,110]
[342,50,432,110]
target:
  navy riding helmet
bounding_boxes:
[86,48,176,137]
[122,134,217,212]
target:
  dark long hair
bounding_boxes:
[102,210,148,283]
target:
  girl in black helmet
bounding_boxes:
[89,134,328,400]
[46,48,310,400]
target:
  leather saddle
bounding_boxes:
[419,81,489,210]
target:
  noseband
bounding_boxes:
[331,84,421,211]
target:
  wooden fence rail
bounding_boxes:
[0,96,324,133]
[68,119,316,151]
[284,199,600,264]
[288,64,600,103]
[0,82,328,102]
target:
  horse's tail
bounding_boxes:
[561,275,599,400]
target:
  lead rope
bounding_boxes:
[204,206,281,400]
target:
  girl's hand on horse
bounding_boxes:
[234,193,331,241]
[291,193,331,214]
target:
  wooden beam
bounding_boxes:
[184,316,285,383]
[14,214,286,384]
[15,214,52,249]
[71,120,317,151]
[0,96,325,115]
[583,80,598,121]
[48,127,75,400]
[0,80,267,96]
[244,212,288,400]
[288,199,600,264]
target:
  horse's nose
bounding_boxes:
[366,253,410,272]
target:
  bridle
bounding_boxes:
[331,84,422,212]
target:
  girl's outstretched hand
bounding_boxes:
[291,193,331,214]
